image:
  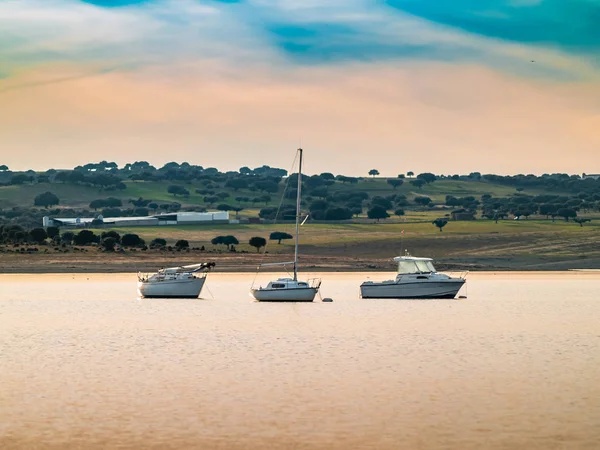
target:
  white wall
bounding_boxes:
[177,212,229,222]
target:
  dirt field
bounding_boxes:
[2,221,600,273]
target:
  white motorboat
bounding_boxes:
[360,255,466,299]
[250,148,321,302]
[137,262,215,298]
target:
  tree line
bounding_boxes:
[0,226,299,253]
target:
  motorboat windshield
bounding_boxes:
[397,259,436,274]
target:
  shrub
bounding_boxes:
[101,237,117,251]
[73,230,98,246]
[121,233,144,247]
[46,226,60,239]
[150,238,167,248]
[175,239,189,249]
[29,228,48,244]
[101,231,121,243]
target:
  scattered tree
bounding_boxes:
[368,169,380,178]
[270,231,293,244]
[249,236,267,253]
[34,191,59,208]
[414,196,432,206]
[204,196,219,206]
[417,173,437,184]
[324,207,353,220]
[367,206,390,222]
[371,196,393,210]
[557,208,577,222]
[29,228,48,243]
[168,185,189,197]
[493,212,507,223]
[387,179,404,190]
[432,218,448,232]
[410,179,425,190]
[574,218,591,227]
[223,235,239,249]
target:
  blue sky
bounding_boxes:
[0,0,598,173]
[3,0,598,79]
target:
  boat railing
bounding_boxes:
[447,270,469,280]
[308,278,322,289]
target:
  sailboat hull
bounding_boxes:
[138,277,206,298]
[250,287,318,302]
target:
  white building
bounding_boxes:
[43,211,230,228]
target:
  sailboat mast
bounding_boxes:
[294,148,303,281]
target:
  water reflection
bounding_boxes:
[1,272,599,449]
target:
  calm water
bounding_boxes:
[1,272,599,450]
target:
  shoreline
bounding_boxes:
[1,253,599,274]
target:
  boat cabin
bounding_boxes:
[266,278,311,290]
[393,256,437,275]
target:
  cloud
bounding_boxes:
[79,0,151,6]
[385,0,600,54]
[1,0,598,83]
[0,0,598,175]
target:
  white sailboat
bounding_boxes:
[250,148,321,302]
[137,262,215,298]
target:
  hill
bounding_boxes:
[1,162,600,272]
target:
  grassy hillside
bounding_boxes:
[2,220,599,274]
[0,178,563,212]
[111,219,600,258]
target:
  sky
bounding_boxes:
[0,0,599,175]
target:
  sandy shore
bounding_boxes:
[1,250,599,273]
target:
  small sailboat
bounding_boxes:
[137,262,215,298]
[250,148,321,302]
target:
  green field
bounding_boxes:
[110,218,600,260]
[3,175,599,269]
[0,178,566,213]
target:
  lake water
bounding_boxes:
[1,272,599,450]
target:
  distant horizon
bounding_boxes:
[0,159,596,179]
